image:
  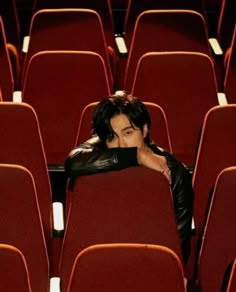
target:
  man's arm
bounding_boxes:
[137,147,172,183]
[64,136,139,178]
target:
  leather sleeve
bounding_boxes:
[164,151,194,243]
[64,137,139,178]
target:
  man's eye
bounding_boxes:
[124,130,132,136]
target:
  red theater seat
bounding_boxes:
[67,244,185,292]
[60,167,182,291]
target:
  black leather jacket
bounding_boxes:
[65,136,194,251]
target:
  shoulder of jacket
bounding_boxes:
[68,135,102,158]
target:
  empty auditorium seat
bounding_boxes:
[196,167,236,292]
[0,102,58,274]
[185,105,236,278]
[123,9,211,90]
[123,0,205,49]
[22,50,111,165]
[0,244,32,292]
[22,8,114,89]
[0,164,49,292]
[192,105,236,241]
[32,0,115,51]
[131,52,218,167]
[67,243,185,292]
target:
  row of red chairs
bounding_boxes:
[0,1,235,95]
[2,46,234,167]
[2,0,233,51]
[0,19,222,167]
[19,7,225,90]
[18,8,211,90]
[0,1,234,290]
[65,165,236,292]
[74,101,236,286]
[0,43,236,192]
[1,7,235,167]
[0,242,186,292]
[0,3,235,168]
[0,154,236,291]
[0,100,236,277]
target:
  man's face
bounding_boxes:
[106,114,147,149]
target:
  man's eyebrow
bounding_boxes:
[121,126,133,132]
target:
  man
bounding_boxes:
[65,92,194,261]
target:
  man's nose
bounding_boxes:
[119,138,127,148]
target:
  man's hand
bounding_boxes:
[137,147,171,184]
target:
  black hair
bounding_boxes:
[92,92,151,144]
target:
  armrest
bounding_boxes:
[48,165,66,236]
[115,34,128,57]
[208,38,223,56]
[22,36,30,54]
[50,277,60,292]
[13,90,22,102]
[52,202,64,234]
[217,92,228,105]
[191,217,195,232]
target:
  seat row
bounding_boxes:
[0,155,236,291]
[0,241,186,292]
[0,5,235,97]
[74,101,236,287]
[0,100,236,281]
[1,45,234,167]
[2,0,233,50]
[0,0,215,50]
